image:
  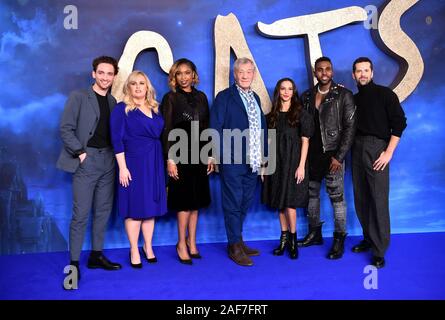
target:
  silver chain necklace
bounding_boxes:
[317,86,330,95]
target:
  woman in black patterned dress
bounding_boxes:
[161,59,214,264]
[262,78,314,259]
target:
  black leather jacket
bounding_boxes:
[301,82,356,163]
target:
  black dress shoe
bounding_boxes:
[129,251,142,269]
[176,244,192,265]
[352,240,372,253]
[87,254,122,270]
[372,256,385,269]
[142,247,158,263]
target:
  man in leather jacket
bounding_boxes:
[297,57,356,260]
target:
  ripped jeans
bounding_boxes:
[307,164,346,233]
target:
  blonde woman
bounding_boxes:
[110,70,167,268]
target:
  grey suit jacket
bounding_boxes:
[56,86,117,173]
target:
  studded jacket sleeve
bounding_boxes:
[334,89,356,163]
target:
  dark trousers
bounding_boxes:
[220,165,258,245]
[352,135,390,258]
[70,147,115,261]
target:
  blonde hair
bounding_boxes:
[123,70,159,114]
[168,58,199,92]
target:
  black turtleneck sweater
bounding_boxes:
[354,81,407,141]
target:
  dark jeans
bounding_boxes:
[307,163,346,233]
[352,135,390,258]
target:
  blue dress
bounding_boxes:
[110,102,167,219]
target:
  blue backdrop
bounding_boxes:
[0,0,444,255]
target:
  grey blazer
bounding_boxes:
[56,86,117,173]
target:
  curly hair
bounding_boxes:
[168,58,199,91]
[92,56,119,75]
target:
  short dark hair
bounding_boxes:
[353,57,373,72]
[314,56,332,69]
[92,56,119,75]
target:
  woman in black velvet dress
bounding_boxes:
[262,78,313,259]
[161,58,214,264]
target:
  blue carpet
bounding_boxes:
[1,233,444,300]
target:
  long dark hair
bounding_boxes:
[267,78,302,129]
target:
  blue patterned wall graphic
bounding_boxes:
[0,0,444,254]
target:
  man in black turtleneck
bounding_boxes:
[351,57,407,268]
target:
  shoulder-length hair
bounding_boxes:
[267,78,302,129]
[123,70,159,114]
[168,58,199,92]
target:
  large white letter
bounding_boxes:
[112,31,174,101]
[257,7,367,85]
[214,13,271,114]
[373,0,424,102]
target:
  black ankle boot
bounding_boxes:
[273,231,289,256]
[297,223,324,247]
[288,232,298,259]
[327,232,347,259]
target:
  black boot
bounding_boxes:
[327,232,347,259]
[273,231,289,256]
[288,232,298,259]
[297,223,324,247]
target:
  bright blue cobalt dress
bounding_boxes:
[110,102,167,219]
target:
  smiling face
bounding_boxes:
[279,80,294,104]
[353,61,374,86]
[234,62,256,90]
[314,60,333,86]
[92,63,115,91]
[175,63,194,92]
[127,74,148,100]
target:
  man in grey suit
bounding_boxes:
[57,56,122,288]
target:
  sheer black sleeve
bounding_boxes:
[198,91,210,130]
[300,109,314,139]
[160,92,175,160]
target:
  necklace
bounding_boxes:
[317,86,330,95]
